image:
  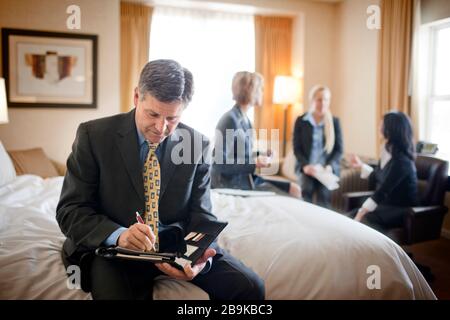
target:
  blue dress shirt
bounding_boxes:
[305,112,327,166]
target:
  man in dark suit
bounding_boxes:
[56,59,264,300]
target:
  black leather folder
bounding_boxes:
[95,220,228,268]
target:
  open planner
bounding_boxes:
[95,220,228,268]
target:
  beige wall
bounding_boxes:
[1,0,448,233]
[0,0,336,164]
[154,0,337,119]
[190,0,379,158]
[0,0,120,164]
[206,0,337,122]
[421,0,450,24]
[182,0,377,157]
[333,0,380,159]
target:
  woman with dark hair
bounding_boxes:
[348,111,418,231]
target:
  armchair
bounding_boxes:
[343,155,449,245]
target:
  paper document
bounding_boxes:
[312,165,340,190]
[213,189,276,197]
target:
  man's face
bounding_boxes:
[134,88,184,144]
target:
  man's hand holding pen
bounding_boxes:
[117,212,156,251]
[117,211,216,280]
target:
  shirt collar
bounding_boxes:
[304,112,324,127]
[136,127,147,147]
[136,126,169,152]
[234,104,253,127]
[233,104,245,119]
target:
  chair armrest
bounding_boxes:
[331,167,370,212]
[403,206,448,245]
[410,205,447,215]
[259,158,283,176]
[344,191,375,198]
[263,175,292,183]
[342,191,374,211]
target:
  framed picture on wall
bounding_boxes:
[1,28,97,108]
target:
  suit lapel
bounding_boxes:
[233,105,251,130]
[115,109,145,203]
[240,118,251,131]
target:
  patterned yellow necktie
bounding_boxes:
[143,141,160,252]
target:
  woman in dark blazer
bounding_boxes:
[211,71,301,197]
[348,111,418,231]
[293,85,343,208]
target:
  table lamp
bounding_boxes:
[273,75,301,156]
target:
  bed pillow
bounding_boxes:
[0,141,17,187]
[8,147,59,178]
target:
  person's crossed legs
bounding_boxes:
[89,251,265,300]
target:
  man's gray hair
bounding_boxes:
[138,59,194,105]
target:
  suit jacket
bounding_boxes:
[369,153,418,207]
[211,105,256,190]
[56,109,218,268]
[293,113,343,176]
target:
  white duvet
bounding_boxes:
[0,175,207,300]
[0,175,436,299]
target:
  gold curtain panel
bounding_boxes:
[254,16,293,153]
[377,0,413,153]
[120,2,153,113]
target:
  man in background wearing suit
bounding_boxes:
[56,59,265,300]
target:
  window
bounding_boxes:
[149,6,255,140]
[423,21,450,164]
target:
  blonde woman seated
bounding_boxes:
[293,85,343,208]
[211,71,301,197]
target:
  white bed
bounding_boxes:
[212,191,436,299]
[0,174,436,300]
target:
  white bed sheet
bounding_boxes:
[0,175,90,299]
[0,175,207,300]
[212,191,436,299]
[0,175,436,299]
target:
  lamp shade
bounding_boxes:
[0,78,8,124]
[273,75,302,105]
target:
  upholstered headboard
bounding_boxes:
[7,147,64,177]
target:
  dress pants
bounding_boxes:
[253,175,291,194]
[347,205,409,232]
[299,174,331,208]
[89,250,265,300]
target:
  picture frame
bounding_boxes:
[1,28,97,108]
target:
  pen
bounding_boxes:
[135,211,145,224]
[135,211,156,252]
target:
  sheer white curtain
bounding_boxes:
[149,6,255,139]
